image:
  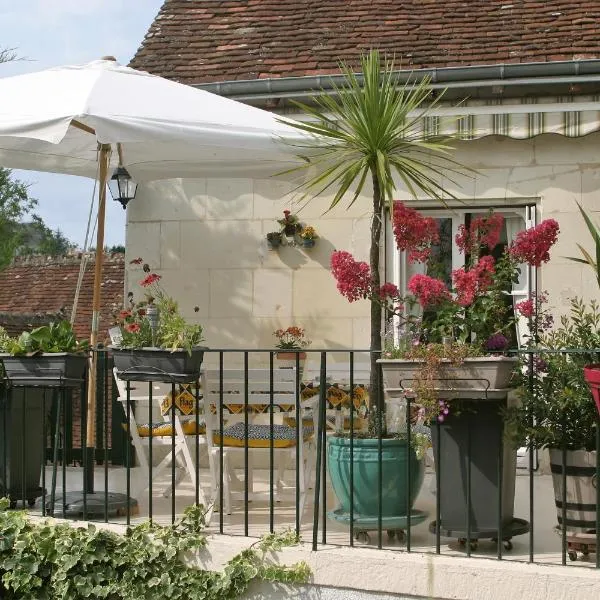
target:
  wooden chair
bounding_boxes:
[113,371,209,507]
[202,367,317,518]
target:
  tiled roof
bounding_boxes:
[130,0,600,84]
[0,254,125,341]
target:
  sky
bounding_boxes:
[0,0,165,247]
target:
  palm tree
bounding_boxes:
[280,50,466,429]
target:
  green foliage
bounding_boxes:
[16,216,75,257]
[0,167,36,270]
[566,202,600,291]
[0,501,309,599]
[1,321,89,355]
[506,298,600,451]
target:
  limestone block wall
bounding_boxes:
[125,131,600,357]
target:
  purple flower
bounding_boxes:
[485,333,509,352]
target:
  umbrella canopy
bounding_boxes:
[0,58,311,458]
[0,58,308,180]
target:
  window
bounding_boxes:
[387,202,537,347]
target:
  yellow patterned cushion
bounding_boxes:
[123,420,205,437]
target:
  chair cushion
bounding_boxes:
[123,420,205,437]
[213,422,313,448]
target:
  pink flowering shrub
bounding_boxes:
[393,201,439,263]
[330,210,559,352]
[509,219,559,267]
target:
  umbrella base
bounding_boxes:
[47,491,138,519]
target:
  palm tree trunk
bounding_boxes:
[370,169,384,433]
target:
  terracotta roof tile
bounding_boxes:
[129,1,600,84]
[0,255,125,341]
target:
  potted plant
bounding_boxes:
[0,321,88,508]
[507,297,599,538]
[110,258,207,383]
[277,210,301,241]
[273,326,310,373]
[566,202,600,416]
[266,231,283,250]
[299,226,318,249]
[278,51,466,534]
[0,320,89,386]
[371,210,559,543]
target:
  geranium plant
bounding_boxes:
[277,210,301,237]
[114,258,204,354]
[273,326,311,350]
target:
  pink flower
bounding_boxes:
[509,219,559,267]
[392,202,439,263]
[407,274,450,308]
[456,213,504,254]
[330,251,372,302]
[125,323,141,333]
[516,298,534,318]
[140,273,162,287]
[452,255,496,307]
[378,282,399,299]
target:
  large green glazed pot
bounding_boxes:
[327,437,425,518]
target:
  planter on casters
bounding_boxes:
[378,356,528,551]
[327,436,427,544]
[111,346,208,383]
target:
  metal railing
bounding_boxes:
[0,347,598,570]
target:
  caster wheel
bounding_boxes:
[355,531,370,544]
[568,550,578,562]
[582,546,590,557]
[387,530,395,540]
[470,542,478,552]
[458,538,466,547]
[396,529,406,542]
[504,540,513,551]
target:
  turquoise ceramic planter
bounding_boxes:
[327,437,424,518]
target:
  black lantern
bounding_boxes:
[108,166,137,209]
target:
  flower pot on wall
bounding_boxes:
[111,346,207,383]
[327,436,424,518]
[549,449,598,533]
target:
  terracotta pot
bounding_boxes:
[276,351,307,361]
[583,364,600,416]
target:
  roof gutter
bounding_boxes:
[193,59,600,101]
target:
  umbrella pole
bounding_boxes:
[84,144,110,494]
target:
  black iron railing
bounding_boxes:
[0,347,598,570]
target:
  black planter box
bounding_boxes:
[110,346,207,383]
[0,387,45,505]
[430,397,524,540]
[0,353,88,388]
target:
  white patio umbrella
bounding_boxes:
[0,57,309,513]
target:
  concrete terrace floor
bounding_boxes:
[25,461,598,572]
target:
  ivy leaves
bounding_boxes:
[0,502,309,599]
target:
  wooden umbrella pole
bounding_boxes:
[86,144,111,464]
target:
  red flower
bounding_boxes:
[125,323,141,333]
[407,274,450,308]
[456,213,504,254]
[393,202,439,263]
[129,257,143,265]
[516,298,534,318]
[137,308,146,316]
[118,310,132,320]
[140,273,162,287]
[509,219,559,267]
[330,251,372,302]
[452,255,496,307]
[379,282,399,299]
